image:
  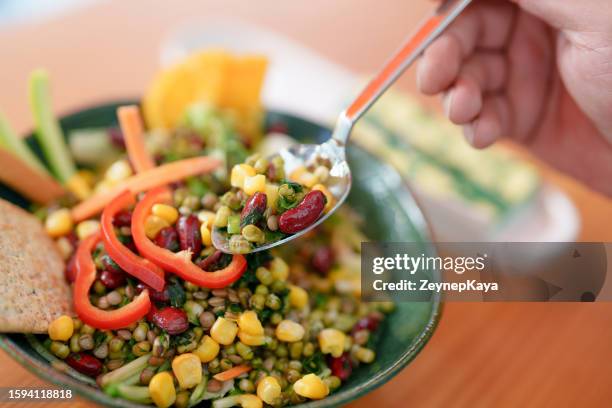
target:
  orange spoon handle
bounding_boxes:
[343,0,473,125]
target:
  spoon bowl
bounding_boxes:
[212,137,351,253]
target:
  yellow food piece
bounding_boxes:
[149,371,176,408]
[152,204,179,225]
[264,184,279,211]
[76,220,100,240]
[142,50,267,137]
[197,210,216,228]
[237,330,265,346]
[275,320,305,343]
[257,376,281,405]
[288,285,309,309]
[65,172,92,200]
[238,311,264,336]
[243,174,266,196]
[200,224,212,247]
[213,206,231,228]
[239,394,263,408]
[45,208,73,238]
[48,315,73,341]
[312,184,334,212]
[293,374,329,400]
[230,164,256,189]
[172,353,202,389]
[194,335,220,363]
[269,257,289,281]
[318,328,346,358]
[105,159,133,183]
[144,215,170,239]
[210,317,238,345]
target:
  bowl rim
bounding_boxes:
[0,100,443,407]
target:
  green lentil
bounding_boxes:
[132,341,152,356]
[239,378,255,393]
[265,294,281,310]
[256,267,273,285]
[236,342,254,360]
[50,341,70,359]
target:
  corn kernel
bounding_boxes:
[355,346,376,363]
[238,311,264,336]
[289,285,309,309]
[238,331,265,346]
[312,184,334,212]
[293,374,329,400]
[213,206,231,228]
[318,328,346,358]
[149,371,176,408]
[48,315,74,341]
[66,172,92,200]
[257,376,281,404]
[231,164,256,189]
[194,335,220,363]
[243,174,266,196]
[55,237,73,260]
[200,224,212,246]
[239,394,263,408]
[314,166,330,183]
[45,208,73,238]
[76,220,100,240]
[275,320,305,343]
[210,317,238,345]
[299,172,318,188]
[197,211,216,229]
[145,215,170,239]
[172,353,202,389]
[269,257,289,281]
[105,159,133,183]
[152,204,179,224]
[264,184,279,211]
[289,165,307,182]
[94,179,114,194]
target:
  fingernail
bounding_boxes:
[443,91,454,119]
[463,124,475,145]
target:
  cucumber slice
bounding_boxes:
[29,69,76,183]
[0,110,48,174]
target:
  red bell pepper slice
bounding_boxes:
[100,190,165,291]
[74,232,151,330]
[132,187,247,288]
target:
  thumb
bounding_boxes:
[510,0,610,31]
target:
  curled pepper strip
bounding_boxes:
[101,190,165,291]
[132,187,247,288]
[74,232,151,330]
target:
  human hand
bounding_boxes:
[417,0,612,196]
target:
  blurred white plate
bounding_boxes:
[159,17,580,243]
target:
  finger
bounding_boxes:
[466,94,511,148]
[443,53,507,123]
[417,1,515,94]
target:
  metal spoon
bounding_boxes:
[214,0,473,254]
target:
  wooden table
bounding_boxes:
[1,1,611,407]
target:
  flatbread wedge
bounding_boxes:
[0,198,72,332]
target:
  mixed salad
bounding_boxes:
[0,51,394,407]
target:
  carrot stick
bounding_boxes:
[71,156,221,222]
[117,106,155,172]
[213,365,252,382]
[0,147,65,204]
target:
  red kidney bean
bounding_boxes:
[136,283,169,303]
[150,306,189,335]
[65,353,103,377]
[311,246,335,274]
[197,250,223,271]
[154,227,179,251]
[113,209,132,227]
[352,313,382,334]
[278,190,326,234]
[107,127,125,148]
[99,270,127,289]
[329,353,352,381]
[240,192,267,226]
[65,253,78,283]
[177,215,201,259]
[101,254,122,274]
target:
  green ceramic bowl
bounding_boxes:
[0,102,441,407]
